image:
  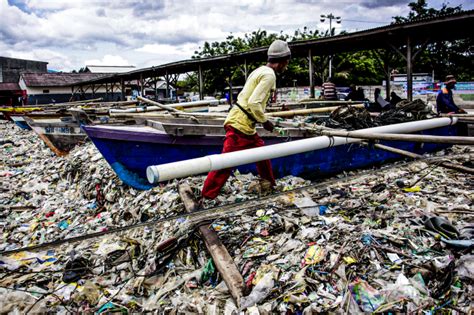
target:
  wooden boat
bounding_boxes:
[24,111,136,156]
[24,116,89,156]
[0,107,43,122]
[82,117,459,190]
[9,114,32,130]
[24,100,226,156]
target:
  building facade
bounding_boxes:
[0,56,48,106]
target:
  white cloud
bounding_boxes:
[84,54,131,66]
[2,0,473,71]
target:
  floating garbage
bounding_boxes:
[0,121,473,313]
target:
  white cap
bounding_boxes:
[267,40,291,59]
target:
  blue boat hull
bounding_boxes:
[83,125,458,190]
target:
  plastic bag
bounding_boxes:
[349,279,384,312]
[240,272,274,309]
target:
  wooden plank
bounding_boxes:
[267,104,365,117]
[178,183,245,306]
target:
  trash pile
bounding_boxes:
[308,100,433,130]
[1,121,473,313]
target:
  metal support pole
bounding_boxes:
[385,64,390,100]
[165,71,170,99]
[120,78,125,101]
[154,79,158,101]
[328,18,332,78]
[406,36,413,101]
[140,74,144,97]
[229,78,233,105]
[198,65,204,100]
[309,49,315,98]
[244,59,248,80]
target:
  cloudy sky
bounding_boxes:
[1,0,472,71]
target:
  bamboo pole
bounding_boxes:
[31,97,104,107]
[267,104,365,117]
[321,129,474,145]
[440,113,474,117]
[178,184,245,306]
[372,143,474,174]
[137,96,181,113]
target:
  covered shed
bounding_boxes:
[19,72,110,104]
[74,10,473,102]
[84,65,136,74]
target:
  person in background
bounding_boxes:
[436,75,466,114]
[389,91,403,106]
[131,86,140,100]
[322,77,337,100]
[345,84,357,101]
[200,39,291,201]
[345,85,366,101]
[356,87,366,101]
[374,88,390,111]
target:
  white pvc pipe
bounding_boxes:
[147,117,457,183]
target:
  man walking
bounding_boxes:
[201,39,291,200]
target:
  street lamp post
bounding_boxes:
[320,13,341,79]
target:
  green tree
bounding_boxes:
[392,0,472,81]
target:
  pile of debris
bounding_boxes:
[0,121,473,313]
[308,99,433,130]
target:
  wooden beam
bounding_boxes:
[406,36,413,101]
[387,41,407,61]
[308,49,315,98]
[267,104,365,118]
[198,65,204,100]
[178,183,245,306]
[412,37,430,60]
[120,78,125,101]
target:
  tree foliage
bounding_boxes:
[182,0,472,95]
[392,0,472,81]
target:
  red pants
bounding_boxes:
[201,125,275,199]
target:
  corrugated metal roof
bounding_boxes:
[77,10,473,86]
[20,72,108,87]
[85,65,136,73]
[0,83,21,91]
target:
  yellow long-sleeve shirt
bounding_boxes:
[224,66,276,135]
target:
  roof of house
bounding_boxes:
[85,65,136,73]
[20,72,108,87]
[0,83,21,91]
[156,80,175,90]
[0,56,48,64]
